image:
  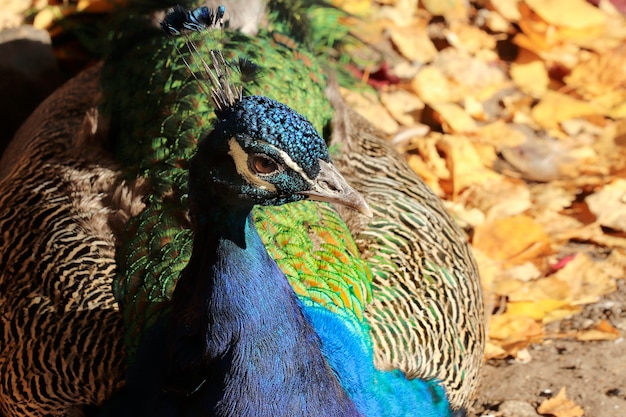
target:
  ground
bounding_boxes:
[472,280,626,417]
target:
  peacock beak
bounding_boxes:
[300,160,373,217]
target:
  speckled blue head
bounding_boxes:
[189,96,330,209]
[189,94,371,217]
[214,95,331,175]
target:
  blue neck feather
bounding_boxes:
[132,205,363,416]
[107,202,457,417]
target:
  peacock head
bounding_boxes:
[161,7,370,216]
[189,94,372,216]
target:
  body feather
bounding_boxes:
[0,1,483,415]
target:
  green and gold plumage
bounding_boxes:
[0,0,483,415]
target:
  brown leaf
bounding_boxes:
[576,319,621,341]
[537,387,584,417]
[531,91,602,130]
[585,179,626,233]
[473,215,552,265]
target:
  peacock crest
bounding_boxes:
[160,5,259,112]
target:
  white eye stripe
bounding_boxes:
[227,139,277,192]
[273,147,316,187]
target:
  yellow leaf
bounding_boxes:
[437,135,502,195]
[489,0,522,22]
[462,178,531,221]
[411,66,455,104]
[484,342,508,360]
[390,24,438,63]
[531,91,602,130]
[421,0,469,21]
[430,103,477,133]
[543,305,582,324]
[552,253,617,306]
[473,215,551,265]
[510,59,549,98]
[446,22,496,54]
[506,300,570,321]
[507,277,571,303]
[331,0,371,15]
[537,387,584,417]
[576,319,621,341]
[525,0,606,30]
[488,313,543,356]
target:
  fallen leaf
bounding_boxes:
[576,319,621,341]
[421,0,468,21]
[531,91,602,130]
[489,0,522,22]
[510,59,549,98]
[380,89,425,126]
[473,215,552,265]
[552,253,617,305]
[525,0,606,30]
[390,23,438,63]
[332,0,372,15]
[430,103,478,133]
[411,66,455,104]
[488,313,544,355]
[460,178,531,221]
[537,387,584,417]
[340,87,399,134]
[445,21,496,54]
[506,300,570,321]
[585,179,626,233]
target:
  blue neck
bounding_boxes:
[162,208,362,416]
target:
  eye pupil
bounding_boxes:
[252,155,278,174]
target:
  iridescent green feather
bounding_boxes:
[100,2,372,359]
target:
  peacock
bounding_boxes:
[0,1,484,416]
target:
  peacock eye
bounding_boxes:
[249,154,279,175]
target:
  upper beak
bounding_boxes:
[300,160,373,218]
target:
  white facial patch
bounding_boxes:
[227,138,277,192]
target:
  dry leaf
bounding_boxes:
[411,66,455,104]
[552,253,617,305]
[506,300,570,321]
[585,179,626,232]
[473,215,552,265]
[489,0,522,22]
[438,135,502,195]
[510,59,549,98]
[390,23,438,63]
[565,48,626,100]
[445,21,496,54]
[332,0,372,15]
[460,178,531,221]
[340,87,399,134]
[576,319,621,341]
[531,91,601,130]
[525,0,605,30]
[380,89,425,126]
[430,103,478,133]
[537,387,584,417]
[421,0,468,21]
[488,313,543,353]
